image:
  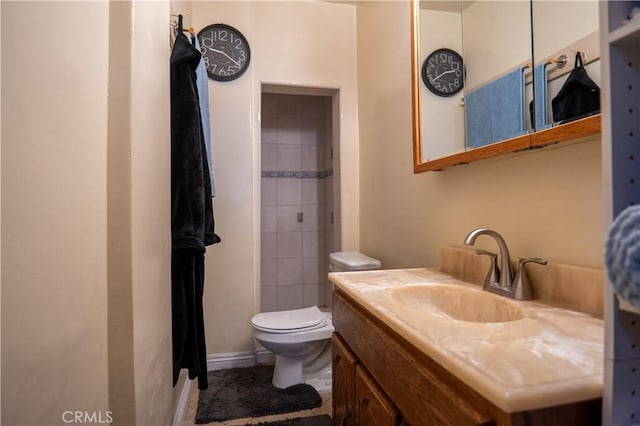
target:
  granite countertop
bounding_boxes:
[329,267,604,413]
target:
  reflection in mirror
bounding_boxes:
[414,0,533,163]
[417,1,464,162]
[461,0,533,149]
[531,1,600,130]
[411,0,602,173]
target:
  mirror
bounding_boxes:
[530,1,600,132]
[461,1,533,149]
[415,1,465,162]
[412,0,533,167]
[412,0,602,173]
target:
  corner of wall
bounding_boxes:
[107,0,136,423]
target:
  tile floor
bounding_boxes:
[182,381,332,426]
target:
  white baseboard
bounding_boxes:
[206,351,256,371]
[205,347,275,371]
[172,377,193,426]
[255,346,275,364]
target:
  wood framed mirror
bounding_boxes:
[411,0,601,173]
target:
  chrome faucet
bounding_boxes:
[463,228,547,300]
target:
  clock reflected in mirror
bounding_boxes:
[197,23,251,82]
[422,48,464,97]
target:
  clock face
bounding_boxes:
[197,24,250,82]
[421,48,464,97]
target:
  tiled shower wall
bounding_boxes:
[260,93,334,312]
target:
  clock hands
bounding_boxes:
[207,47,241,67]
[432,69,457,82]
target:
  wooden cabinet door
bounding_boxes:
[333,334,357,426]
[354,365,400,426]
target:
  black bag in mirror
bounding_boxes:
[551,52,600,124]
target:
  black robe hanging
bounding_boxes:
[170,31,220,390]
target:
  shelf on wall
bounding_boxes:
[609,18,640,45]
[618,296,640,315]
[530,114,601,149]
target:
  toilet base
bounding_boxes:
[272,355,333,392]
[272,355,303,389]
[303,366,332,392]
[270,339,333,391]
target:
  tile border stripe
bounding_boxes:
[262,169,333,179]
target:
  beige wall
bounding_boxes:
[2,1,176,425]
[129,2,174,425]
[191,1,358,355]
[463,1,532,90]
[1,2,110,424]
[357,1,604,270]
[532,1,599,59]
[419,9,465,160]
[192,0,255,357]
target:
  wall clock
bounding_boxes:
[197,23,250,82]
[421,48,464,97]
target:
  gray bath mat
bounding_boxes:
[249,415,332,426]
[195,365,323,424]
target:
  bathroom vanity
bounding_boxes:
[330,268,603,426]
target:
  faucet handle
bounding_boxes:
[518,257,548,267]
[475,250,500,288]
[512,257,548,300]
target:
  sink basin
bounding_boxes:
[390,284,525,323]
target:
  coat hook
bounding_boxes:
[573,50,587,65]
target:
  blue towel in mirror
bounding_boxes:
[464,89,493,148]
[489,68,526,142]
[465,68,526,148]
[533,64,551,131]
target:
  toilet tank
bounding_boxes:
[329,252,381,272]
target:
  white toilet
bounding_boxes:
[251,251,381,391]
[329,251,381,272]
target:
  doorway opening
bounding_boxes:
[259,85,341,312]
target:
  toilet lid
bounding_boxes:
[329,252,381,270]
[251,306,327,333]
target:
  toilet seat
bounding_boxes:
[251,306,328,334]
